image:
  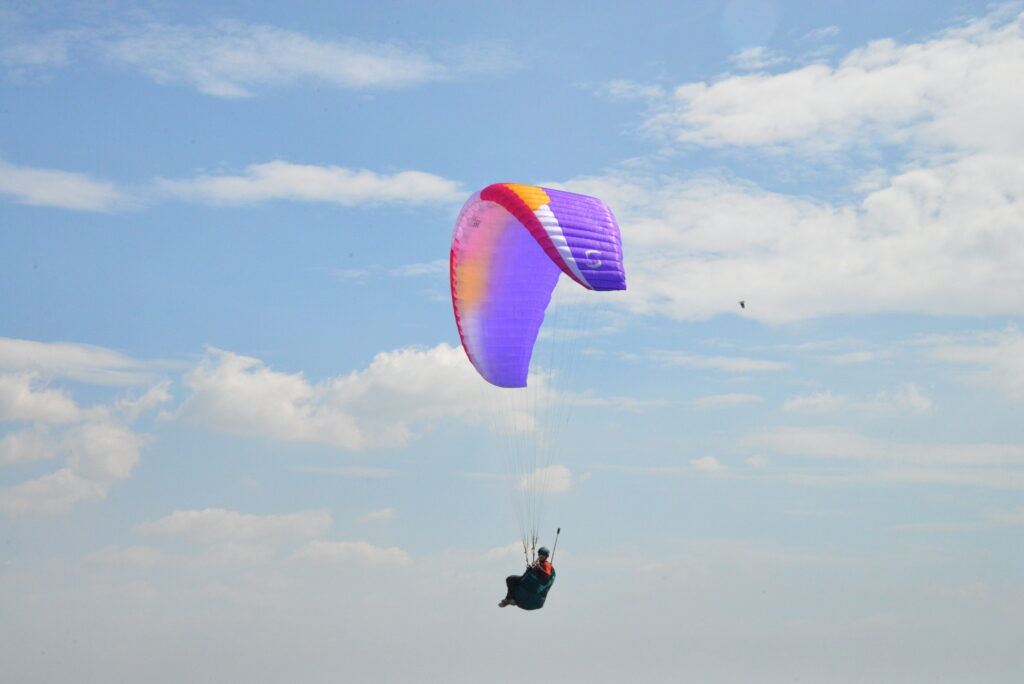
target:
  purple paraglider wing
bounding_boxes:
[450,183,626,388]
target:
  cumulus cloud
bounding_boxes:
[0,372,83,423]
[564,153,1024,323]
[515,465,572,495]
[0,425,57,465]
[0,342,169,514]
[175,343,533,450]
[102,20,446,98]
[0,159,130,212]
[157,161,463,207]
[0,467,109,513]
[559,9,1024,326]
[644,9,1024,153]
[292,540,411,566]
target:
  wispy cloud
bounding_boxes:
[0,337,174,386]
[989,508,1024,525]
[515,465,571,495]
[4,19,514,97]
[157,161,463,207]
[648,350,788,373]
[728,46,787,70]
[691,456,726,473]
[748,426,1024,491]
[292,540,410,566]
[926,327,1024,401]
[357,507,395,523]
[783,384,932,415]
[0,159,131,211]
[827,350,892,365]
[389,259,449,277]
[104,20,446,98]
[136,508,332,546]
[691,393,763,408]
[590,464,686,475]
[294,466,400,479]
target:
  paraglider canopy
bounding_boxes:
[450,183,626,388]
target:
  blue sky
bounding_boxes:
[2,1,1024,682]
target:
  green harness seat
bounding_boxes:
[514,567,556,611]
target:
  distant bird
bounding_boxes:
[739,300,746,309]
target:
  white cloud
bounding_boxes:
[293,466,400,478]
[691,393,763,408]
[292,540,411,566]
[926,327,1024,401]
[989,508,1024,525]
[648,349,788,372]
[63,422,149,481]
[0,344,170,514]
[515,465,571,495]
[0,372,83,423]
[565,155,1024,323]
[136,509,332,547]
[591,79,667,102]
[0,416,154,514]
[0,159,129,211]
[645,9,1024,153]
[745,455,768,468]
[157,161,463,207]
[882,468,1024,490]
[783,384,932,415]
[563,10,1024,327]
[802,26,840,42]
[389,259,449,277]
[0,425,57,465]
[691,456,726,473]
[0,337,170,386]
[590,464,686,475]
[1,30,75,71]
[748,426,1024,491]
[728,46,787,70]
[827,350,892,365]
[357,508,395,523]
[749,426,1024,467]
[103,20,447,98]
[176,343,519,450]
[0,467,107,513]
[87,545,169,568]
